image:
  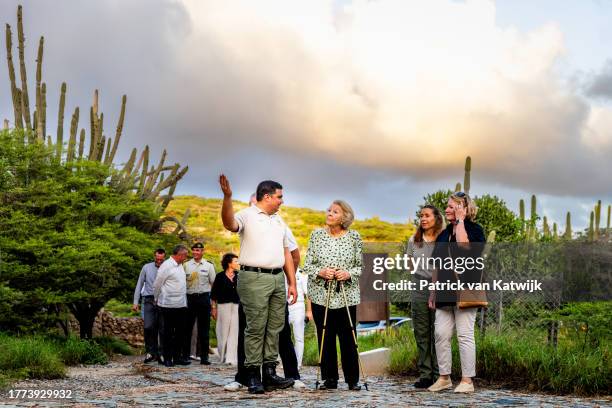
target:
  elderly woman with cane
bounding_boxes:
[303,200,365,391]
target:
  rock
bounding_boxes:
[359,347,390,376]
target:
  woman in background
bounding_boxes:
[407,205,444,388]
[428,192,485,394]
[211,253,240,365]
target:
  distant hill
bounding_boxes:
[164,196,415,267]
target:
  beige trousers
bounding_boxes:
[216,302,239,365]
[434,307,477,378]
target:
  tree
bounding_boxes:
[0,130,180,337]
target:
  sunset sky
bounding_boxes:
[1,0,611,228]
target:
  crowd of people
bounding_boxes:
[132,177,486,394]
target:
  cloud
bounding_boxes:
[1,0,611,218]
[584,60,612,100]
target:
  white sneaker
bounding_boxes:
[224,381,244,392]
[190,355,201,361]
[454,382,474,393]
[428,378,453,392]
[293,380,306,389]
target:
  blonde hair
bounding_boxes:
[449,192,478,221]
[332,200,355,229]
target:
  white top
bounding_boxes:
[153,257,187,308]
[285,225,298,252]
[287,270,308,304]
[184,258,216,294]
[235,205,290,268]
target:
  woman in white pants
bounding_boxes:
[287,270,312,368]
[428,192,486,393]
[211,253,241,365]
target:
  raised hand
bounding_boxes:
[219,174,232,197]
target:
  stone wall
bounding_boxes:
[70,309,144,348]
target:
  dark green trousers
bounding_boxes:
[236,270,286,367]
[411,300,439,380]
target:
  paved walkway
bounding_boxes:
[1,356,610,407]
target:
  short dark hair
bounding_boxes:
[256,180,283,201]
[221,253,238,271]
[172,244,188,255]
[154,248,166,255]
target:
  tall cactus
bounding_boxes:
[553,222,558,240]
[543,216,550,238]
[454,182,461,192]
[519,199,525,233]
[565,212,572,239]
[56,82,66,160]
[4,5,189,236]
[588,211,594,242]
[594,200,601,241]
[464,156,471,194]
[607,204,611,238]
[16,5,32,130]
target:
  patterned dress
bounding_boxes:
[303,228,363,309]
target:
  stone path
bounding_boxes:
[1,355,610,407]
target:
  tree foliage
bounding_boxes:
[0,130,179,337]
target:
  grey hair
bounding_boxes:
[172,244,189,255]
[332,200,355,229]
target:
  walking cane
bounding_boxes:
[340,281,369,391]
[315,279,335,390]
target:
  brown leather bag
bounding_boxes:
[448,239,488,310]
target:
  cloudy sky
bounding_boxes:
[1,0,611,229]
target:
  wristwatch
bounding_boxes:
[455,219,464,225]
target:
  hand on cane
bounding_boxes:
[318,267,336,280]
[334,269,351,281]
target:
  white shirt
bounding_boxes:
[287,270,308,304]
[184,258,216,294]
[153,257,187,308]
[285,225,298,252]
[234,205,290,268]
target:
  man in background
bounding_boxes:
[184,242,216,365]
[132,248,166,364]
[154,244,190,367]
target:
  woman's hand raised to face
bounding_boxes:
[454,203,466,222]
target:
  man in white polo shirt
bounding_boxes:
[220,175,297,394]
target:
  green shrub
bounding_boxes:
[54,336,108,365]
[0,334,65,381]
[92,336,133,356]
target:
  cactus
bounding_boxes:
[594,200,601,240]
[78,129,85,160]
[4,5,189,235]
[3,119,8,129]
[464,156,471,194]
[56,82,66,160]
[543,216,550,237]
[454,182,461,192]
[588,211,594,242]
[5,23,23,129]
[35,36,43,139]
[553,222,558,240]
[607,205,611,238]
[107,95,126,166]
[519,199,525,233]
[16,6,32,130]
[564,212,572,239]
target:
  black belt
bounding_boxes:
[187,292,210,296]
[142,295,154,299]
[242,265,283,275]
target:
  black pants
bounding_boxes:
[142,296,159,356]
[312,303,359,385]
[185,292,211,361]
[159,306,187,363]
[235,302,300,384]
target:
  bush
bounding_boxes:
[92,336,133,356]
[0,334,65,382]
[54,336,108,365]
